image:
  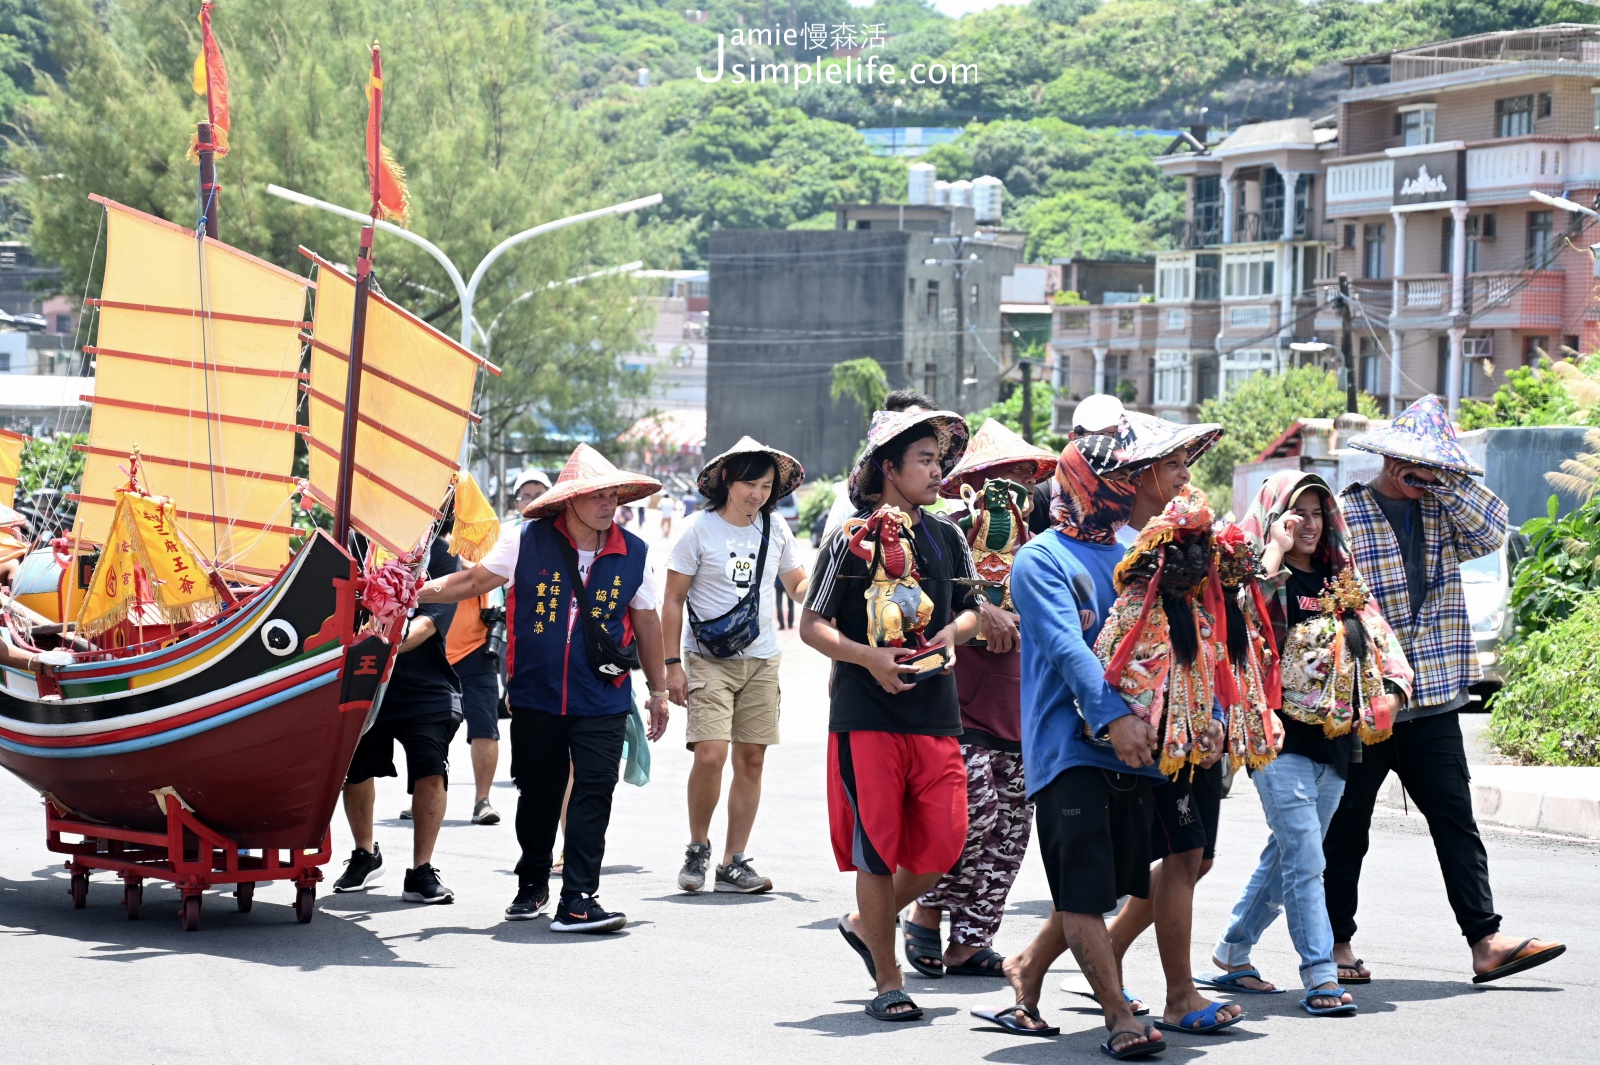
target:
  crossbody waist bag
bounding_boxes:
[687,513,771,659]
[555,533,642,680]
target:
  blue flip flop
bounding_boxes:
[1301,987,1358,1017]
[1194,968,1286,995]
[1153,1001,1243,1035]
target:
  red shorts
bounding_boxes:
[827,731,968,876]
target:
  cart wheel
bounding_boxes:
[124,881,142,920]
[293,884,315,924]
[69,871,88,909]
[181,894,201,932]
[235,882,254,913]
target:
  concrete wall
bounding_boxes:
[708,229,913,479]
[708,228,1020,478]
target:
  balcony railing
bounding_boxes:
[1388,26,1600,84]
[1403,275,1449,310]
[1171,219,1222,249]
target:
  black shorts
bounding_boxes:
[346,712,461,794]
[1149,760,1224,861]
[1034,765,1153,915]
[456,647,501,742]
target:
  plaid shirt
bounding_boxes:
[1339,475,1507,710]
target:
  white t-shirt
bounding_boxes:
[821,484,859,543]
[480,522,661,612]
[667,508,800,659]
[1115,523,1138,548]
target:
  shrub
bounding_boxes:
[1507,494,1600,640]
[1489,592,1600,767]
[797,479,838,531]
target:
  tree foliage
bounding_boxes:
[1192,366,1381,514]
[966,379,1064,454]
[22,0,662,473]
[830,357,889,417]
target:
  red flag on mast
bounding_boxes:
[191,1,230,154]
[365,44,410,226]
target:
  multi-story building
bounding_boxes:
[1062,23,1600,423]
[707,204,1022,476]
[1322,24,1600,413]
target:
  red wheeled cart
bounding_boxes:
[45,796,329,932]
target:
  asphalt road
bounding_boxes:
[0,527,1594,1063]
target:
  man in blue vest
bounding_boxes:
[420,444,670,932]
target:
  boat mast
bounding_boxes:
[197,119,219,239]
[332,41,387,547]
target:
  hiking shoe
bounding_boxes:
[504,881,550,921]
[401,864,455,904]
[332,845,383,893]
[399,807,412,820]
[678,841,712,892]
[550,894,627,934]
[715,853,773,894]
[472,799,501,826]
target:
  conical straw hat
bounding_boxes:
[697,436,806,501]
[940,418,1056,496]
[525,443,663,520]
[1346,395,1482,475]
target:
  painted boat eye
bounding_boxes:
[262,619,298,657]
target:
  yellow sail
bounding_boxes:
[303,252,497,556]
[72,199,309,578]
[0,428,24,510]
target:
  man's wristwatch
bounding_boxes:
[648,689,670,700]
[664,657,682,666]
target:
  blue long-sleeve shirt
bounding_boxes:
[1012,529,1165,797]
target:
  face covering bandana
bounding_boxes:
[1052,434,1138,544]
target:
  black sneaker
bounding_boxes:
[504,880,550,921]
[332,844,383,893]
[549,894,626,934]
[401,864,455,904]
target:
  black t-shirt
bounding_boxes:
[1279,559,1354,776]
[1028,481,1053,536]
[806,509,982,735]
[1371,489,1427,622]
[381,539,463,721]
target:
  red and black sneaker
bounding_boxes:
[549,893,627,934]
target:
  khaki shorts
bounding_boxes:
[684,652,782,748]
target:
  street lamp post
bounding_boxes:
[265,184,662,349]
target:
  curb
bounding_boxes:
[1379,770,1600,840]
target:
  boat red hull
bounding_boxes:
[1,677,367,850]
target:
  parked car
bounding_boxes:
[774,494,800,535]
[1463,530,1527,701]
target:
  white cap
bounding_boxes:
[1071,394,1125,434]
[511,469,551,493]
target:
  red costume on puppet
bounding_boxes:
[1094,488,1242,776]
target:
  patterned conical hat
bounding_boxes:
[1346,394,1482,476]
[697,436,805,501]
[940,418,1057,497]
[848,408,969,510]
[525,443,662,520]
[1120,410,1224,467]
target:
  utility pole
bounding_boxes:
[1337,272,1357,414]
[954,239,966,411]
[1019,355,1034,444]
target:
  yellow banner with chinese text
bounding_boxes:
[77,490,223,637]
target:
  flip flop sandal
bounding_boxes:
[971,1004,1059,1037]
[866,989,923,1022]
[946,947,1008,978]
[1153,1001,1243,1035]
[1194,968,1286,995]
[1337,960,1372,985]
[1100,1024,1166,1059]
[901,918,945,978]
[1471,940,1567,984]
[837,914,876,981]
[1300,987,1358,1017]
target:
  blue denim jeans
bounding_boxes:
[1214,753,1347,991]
